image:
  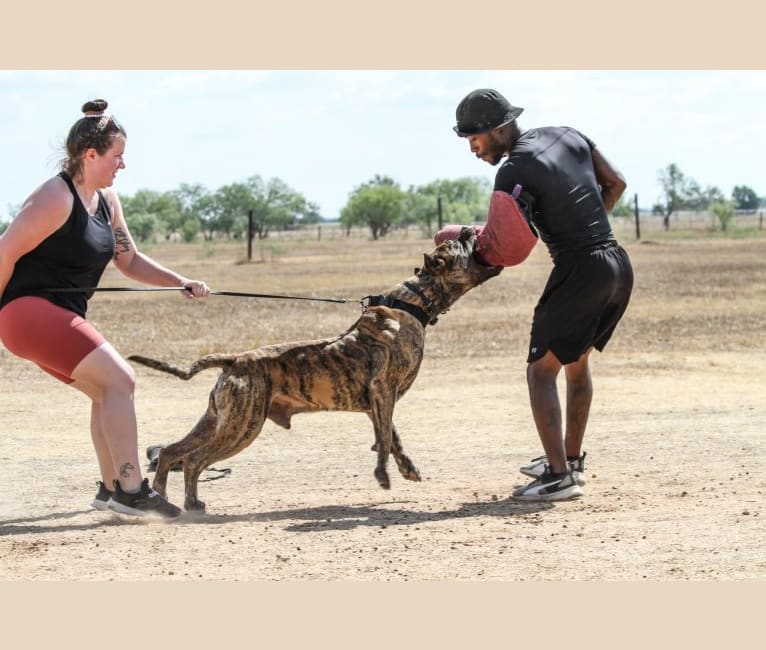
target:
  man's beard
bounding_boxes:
[488,152,505,166]
[486,133,507,165]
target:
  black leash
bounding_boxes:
[45,286,357,305]
[46,286,442,324]
[145,445,231,480]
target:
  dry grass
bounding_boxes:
[87,231,766,361]
[1,230,764,581]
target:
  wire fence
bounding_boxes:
[611,210,764,238]
[151,211,765,247]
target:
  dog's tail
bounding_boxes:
[128,354,236,380]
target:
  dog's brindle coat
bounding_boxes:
[129,228,501,511]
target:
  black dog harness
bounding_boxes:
[362,280,446,328]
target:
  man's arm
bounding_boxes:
[591,148,627,213]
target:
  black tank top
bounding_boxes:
[493,126,615,262]
[0,172,116,317]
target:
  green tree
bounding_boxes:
[128,213,158,243]
[684,183,724,212]
[179,216,200,243]
[404,190,438,233]
[172,183,211,240]
[704,185,725,206]
[212,182,253,238]
[684,181,705,212]
[242,175,321,239]
[710,200,735,232]
[360,174,398,188]
[341,178,406,239]
[657,163,692,231]
[406,177,492,234]
[731,185,759,211]
[121,190,183,239]
[301,201,323,226]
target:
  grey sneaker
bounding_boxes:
[513,468,583,502]
[107,478,182,519]
[90,481,113,511]
[520,451,587,486]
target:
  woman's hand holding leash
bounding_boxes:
[182,281,212,299]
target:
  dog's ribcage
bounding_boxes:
[218,307,425,423]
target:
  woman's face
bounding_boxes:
[87,134,126,187]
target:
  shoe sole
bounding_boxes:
[91,498,111,511]
[520,467,586,486]
[513,484,584,502]
[107,498,181,519]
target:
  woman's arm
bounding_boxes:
[106,189,211,298]
[0,177,72,297]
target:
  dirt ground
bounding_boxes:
[0,232,764,581]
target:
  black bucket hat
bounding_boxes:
[453,88,524,136]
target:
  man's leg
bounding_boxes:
[515,349,583,500]
[564,347,593,458]
[526,350,568,474]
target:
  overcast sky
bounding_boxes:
[1,69,764,222]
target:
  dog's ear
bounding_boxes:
[423,252,446,273]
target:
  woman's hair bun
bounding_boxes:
[81,99,109,115]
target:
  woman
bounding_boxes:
[0,99,211,519]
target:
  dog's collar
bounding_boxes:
[362,294,433,327]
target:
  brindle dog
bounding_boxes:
[129,227,501,512]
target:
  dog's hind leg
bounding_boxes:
[152,404,218,499]
[390,424,422,482]
[368,420,421,482]
[181,374,270,512]
[180,411,268,512]
[180,453,211,512]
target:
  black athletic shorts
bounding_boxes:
[527,242,633,364]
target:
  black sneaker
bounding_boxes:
[520,451,587,486]
[512,467,583,501]
[107,478,182,519]
[90,481,113,511]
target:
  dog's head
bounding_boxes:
[418,226,502,304]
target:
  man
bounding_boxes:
[437,88,633,501]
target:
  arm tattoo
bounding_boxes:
[119,462,135,479]
[113,227,132,259]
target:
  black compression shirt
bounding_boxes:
[494,126,615,261]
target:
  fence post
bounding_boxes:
[634,193,641,240]
[247,209,253,261]
[437,195,443,231]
